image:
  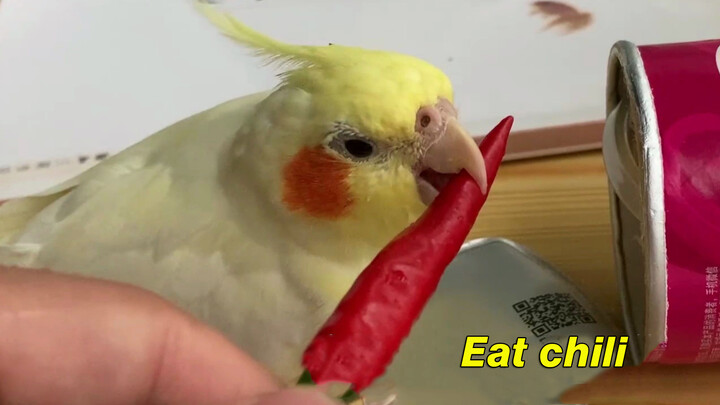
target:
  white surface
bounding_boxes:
[0,0,719,168]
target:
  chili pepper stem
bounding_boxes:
[297,369,315,385]
[297,369,363,404]
[339,389,363,403]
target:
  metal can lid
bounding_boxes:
[603,98,643,219]
[384,238,622,404]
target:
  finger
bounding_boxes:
[0,267,280,405]
[559,363,720,405]
[148,310,282,404]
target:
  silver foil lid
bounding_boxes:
[384,238,622,405]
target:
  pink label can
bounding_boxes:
[603,39,720,364]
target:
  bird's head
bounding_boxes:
[202,6,486,249]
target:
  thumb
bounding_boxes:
[241,387,341,405]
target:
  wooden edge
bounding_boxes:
[476,120,605,162]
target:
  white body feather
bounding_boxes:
[0,92,376,381]
[0,5,454,386]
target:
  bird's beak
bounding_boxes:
[423,117,488,194]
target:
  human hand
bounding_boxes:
[0,266,337,405]
[559,361,720,405]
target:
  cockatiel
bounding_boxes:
[0,4,487,383]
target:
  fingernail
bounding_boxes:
[241,387,341,405]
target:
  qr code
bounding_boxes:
[513,293,596,340]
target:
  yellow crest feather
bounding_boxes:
[196,2,322,70]
[196,1,454,140]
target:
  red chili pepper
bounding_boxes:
[301,116,514,394]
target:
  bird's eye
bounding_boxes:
[326,122,379,162]
[420,114,432,128]
[344,138,375,158]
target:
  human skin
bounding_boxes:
[0,266,337,405]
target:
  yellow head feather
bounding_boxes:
[196,2,454,141]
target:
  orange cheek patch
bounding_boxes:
[282,146,354,219]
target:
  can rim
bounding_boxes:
[606,40,668,363]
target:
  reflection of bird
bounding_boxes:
[530,1,593,35]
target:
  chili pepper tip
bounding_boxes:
[475,115,513,198]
